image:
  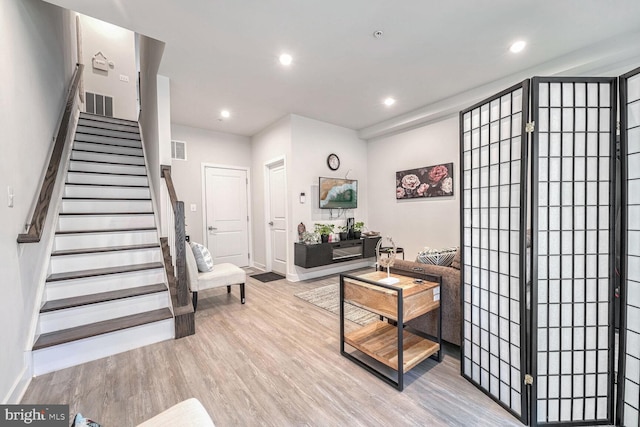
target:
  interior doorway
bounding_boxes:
[203,165,250,266]
[265,159,287,275]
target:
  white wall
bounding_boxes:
[250,116,292,269]
[290,115,369,279]
[171,124,251,244]
[138,35,165,208]
[78,14,137,120]
[367,115,460,259]
[0,0,76,402]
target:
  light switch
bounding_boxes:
[190,204,197,212]
[119,74,129,82]
[7,186,14,208]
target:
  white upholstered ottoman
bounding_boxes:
[137,398,214,426]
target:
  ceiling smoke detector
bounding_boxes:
[373,30,384,39]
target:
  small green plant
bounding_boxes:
[338,224,349,232]
[314,223,335,236]
[353,221,365,232]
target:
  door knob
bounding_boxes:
[208,226,218,231]
[268,221,274,226]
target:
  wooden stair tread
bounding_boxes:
[46,262,164,282]
[72,148,144,158]
[75,128,141,141]
[65,183,149,188]
[68,167,147,177]
[58,212,154,216]
[73,139,142,150]
[56,227,157,235]
[33,308,172,350]
[51,243,159,256]
[61,197,152,201]
[69,158,145,167]
[40,283,167,313]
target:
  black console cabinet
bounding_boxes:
[294,237,381,268]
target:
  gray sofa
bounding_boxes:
[387,253,461,346]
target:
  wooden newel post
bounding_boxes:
[175,201,189,306]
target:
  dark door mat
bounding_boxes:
[251,272,286,283]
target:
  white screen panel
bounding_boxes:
[621,68,640,427]
[461,82,528,422]
[533,77,615,425]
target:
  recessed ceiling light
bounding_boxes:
[279,53,293,66]
[383,97,396,106]
[510,40,526,53]
[220,110,230,119]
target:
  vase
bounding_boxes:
[354,231,361,239]
[321,234,329,243]
[339,232,348,241]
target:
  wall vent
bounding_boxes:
[85,92,113,117]
[171,140,187,160]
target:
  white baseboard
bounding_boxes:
[3,358,31,404]
[288,260,375,282]
[252,262,266,271]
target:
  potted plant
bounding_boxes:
[314,223,335,243]
[338,224,349,241]
[353,221,365,239]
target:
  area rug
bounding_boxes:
[251,272,286,282]
[295,284,378,326]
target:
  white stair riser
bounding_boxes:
[64,185,151,199]
[46,269,166,300]
[71,150,146,166]
[38,292,170,334]
[69,161,146,176]
[79,113,138,127]
[76,125,141,140]
[58,214,155,232]
[77,118,139,134]
[67,172,148,187]
[49,248,162,274]
[32,319,173,376]
[75,134,142,148]
[61,200,152,214]
[74,141,143,157]
[54,230,158,251]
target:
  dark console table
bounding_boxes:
[294,236,381,268]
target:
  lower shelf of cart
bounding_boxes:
[343,321,439,373]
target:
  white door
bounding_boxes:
[204,167,249,266]
[267,161,287,275]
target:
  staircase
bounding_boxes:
[32,112,174,375]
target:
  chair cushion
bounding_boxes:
[137,398,215,427]
[190,242,214,272]
[450,247,461,270]
[191,263,246,291]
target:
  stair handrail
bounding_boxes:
[160,165,189,306]
[18,63,84,243]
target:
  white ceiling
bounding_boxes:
[44,0,640,137]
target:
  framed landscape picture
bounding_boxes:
[396,162,454,199]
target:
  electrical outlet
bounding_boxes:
[119,74,129,83]
[8,186,14,208]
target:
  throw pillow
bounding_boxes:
[416,247,458,267]
[72,413,102,427]
[450,247,461,270]
[190,242,214,272]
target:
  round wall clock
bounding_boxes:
[327,153,340,171]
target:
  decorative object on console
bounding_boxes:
[314,223,335,243]
[375,236,399,284]
[301,231,319,245]
[352,221,365,239]
[327,153,340,170]
[297,222,306,242]
[416,246,459,266]
[338,224,349,241]
[396,162,454,199]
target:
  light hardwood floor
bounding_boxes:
[23,268,523,426]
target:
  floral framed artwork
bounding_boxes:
[396,162,454,199]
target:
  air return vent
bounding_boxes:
[171,140,187,161]
[85,92,113,117]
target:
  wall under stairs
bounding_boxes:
[32,113,174,376]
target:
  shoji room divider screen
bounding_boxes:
[461,75,625,426]
[618,66,640,427]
